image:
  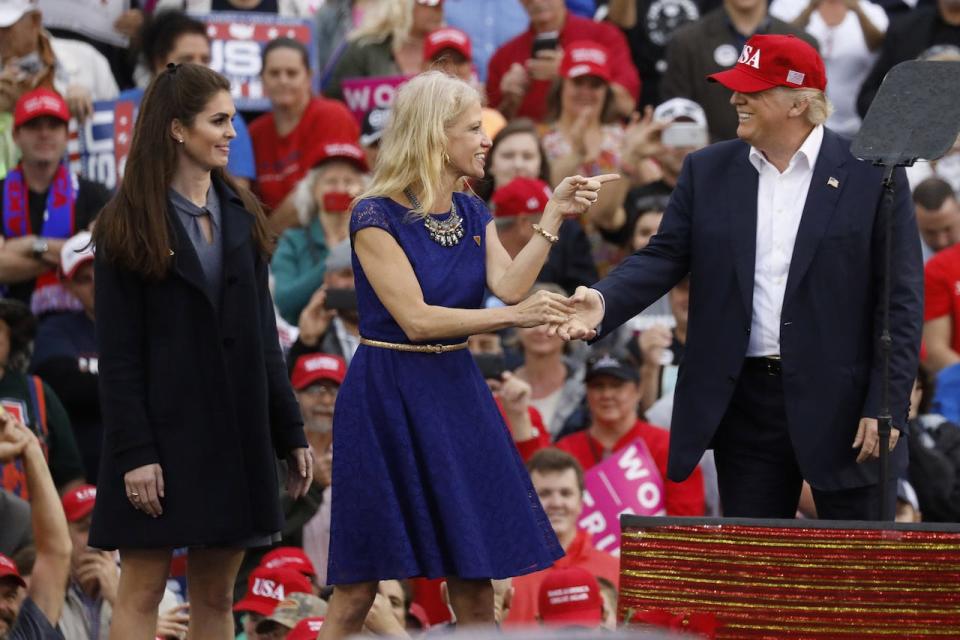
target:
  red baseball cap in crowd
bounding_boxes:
[538,566,603,628]
[0,554,26,588]
[233,566,312,616]
[491,177,552,218]
[287,617,325,640]
[291,353,347,391]
[61,484,97,522]
[560,41,612,83]
[313,141,369,172]
[708,34,826,93]
[424,27,472,62]
[14,87,71,128]
[260,547,317,579]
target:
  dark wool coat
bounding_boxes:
[89,178,306,548]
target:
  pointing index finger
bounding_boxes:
[590,173,621,184]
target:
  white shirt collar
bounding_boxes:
[749,125,825,175]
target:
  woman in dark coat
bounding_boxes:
[89,63,312,640]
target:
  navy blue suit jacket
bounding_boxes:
[594,128,923,491]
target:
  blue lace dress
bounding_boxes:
[327,193,564,584]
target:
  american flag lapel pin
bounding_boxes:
[827,177,839,188]
[473,235,481,246]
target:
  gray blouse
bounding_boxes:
[169,185,223,309]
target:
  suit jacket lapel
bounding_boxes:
[728,149,759,319]
[784,129,847,304]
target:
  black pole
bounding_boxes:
[877,162,896,521]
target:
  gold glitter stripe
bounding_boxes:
[622,570,960,593]
[722,623,960,636]
[623,550,960,571]
[624,531,960,551]
[621,591,960,614]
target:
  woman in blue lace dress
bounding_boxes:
[319,71,619,638]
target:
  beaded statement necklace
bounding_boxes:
[404,188,464,247]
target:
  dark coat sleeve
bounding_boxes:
[593,157,694,336]
[94,254,158,474]
[861,167,923,427]
[256,256,307,458]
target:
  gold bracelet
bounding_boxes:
[532,223,559,245]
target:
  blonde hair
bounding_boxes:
[348,0,413,45]
[779,87,833,126]
[356,71,481,218]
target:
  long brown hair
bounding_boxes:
[93,63,271,280]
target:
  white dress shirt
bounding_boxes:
[747,125,825,357]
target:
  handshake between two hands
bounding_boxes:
[515,285,605,340]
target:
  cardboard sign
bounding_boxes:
[341,75,408,125]
[578,438,666,557]
[199,12,315,112]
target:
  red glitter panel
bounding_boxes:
[618,516,960,639]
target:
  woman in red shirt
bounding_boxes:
[249,38,360,233]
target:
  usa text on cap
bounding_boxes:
[233,566,312,616]
[707,34,826,93]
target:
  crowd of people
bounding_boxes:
[1,0,959,637]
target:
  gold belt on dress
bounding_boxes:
[359,337,469,354]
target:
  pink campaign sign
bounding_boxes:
[578,438,666,556]
[341,75,408,125]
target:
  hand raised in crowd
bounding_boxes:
[298,288,337,347]
[364,592,410,637]
[622,106,670,166]
[499,372,535,442]
[549,285,606,341]
[0,410,35,462]
[548,174,621,218]
[852,417,900,463]
[526,48,563,82]
[501,62,530,99]
[124,463,165,517]
[75,550,119,604]
[65,84,94,123]
[638,325,673,366]
[156,602,190,640]
[113,9,145,39]
[511,288,576,328]
[568,108,603,162]
[286,447,314,499]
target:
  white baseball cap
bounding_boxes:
[0,0,39,29]
[60,231,94,280]
[653,97,708,127]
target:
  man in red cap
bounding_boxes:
[0,410,71,639]
[560,34,923,521]
[0,88,111,314]
[491,176,596,294]
[234,566,312,640]
[537,566,603,629]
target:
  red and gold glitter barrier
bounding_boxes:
[618,516,960,639]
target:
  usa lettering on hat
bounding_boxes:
[707,34,826,93]
[737,45,761,69]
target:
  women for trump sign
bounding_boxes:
[578,438,666,557]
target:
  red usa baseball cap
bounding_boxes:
[312,141,368,172]
[233,566,312,616]
[61,484,97,522]
[708,34,826,93]
[491,177,552,218]
[260,546,316,578]
[291,353,347,390]
[0,553,25,588]
[14,87,70,128]
[538,566,603,628]
[287,617,325,640]
[560,41,612,83]
[424,27,472,62]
